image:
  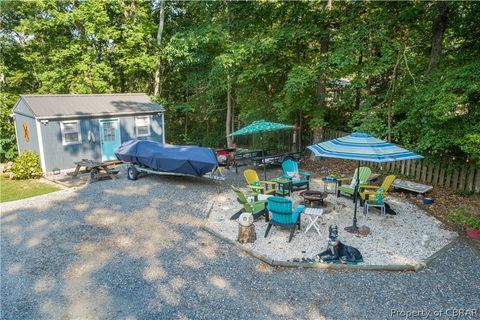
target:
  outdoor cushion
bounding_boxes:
[337,167,372,198]
[282,159,310,191]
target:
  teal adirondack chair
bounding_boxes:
[282,159,311,192]
[231,186,269,222]
[265,197,304,242]
[337,167,372,200]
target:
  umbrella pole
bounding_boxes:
[345,160,361,233]
[262,136,267,180]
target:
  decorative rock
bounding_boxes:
[421,235,430,247]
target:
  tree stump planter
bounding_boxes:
[237,224,256,243]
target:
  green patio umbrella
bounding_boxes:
[227,120,294,179]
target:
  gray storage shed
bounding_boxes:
[13,93,165,173]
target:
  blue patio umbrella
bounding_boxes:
[308,132,423,233]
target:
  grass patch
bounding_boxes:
[0,175,61,203]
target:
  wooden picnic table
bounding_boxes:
[72,159,121,182]
[392,178,433,195]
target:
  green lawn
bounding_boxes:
[0,175,61,203]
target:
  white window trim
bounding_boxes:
[35,120,47,173]
[135,115,151,137]
[60,120,82,145]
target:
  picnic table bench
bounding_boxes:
[392,178,433,195]
[72,159,121,182]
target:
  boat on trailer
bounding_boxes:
[115,140,224,181]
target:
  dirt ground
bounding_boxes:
[302,158,480,233]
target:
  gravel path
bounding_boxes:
[1,168,479,319]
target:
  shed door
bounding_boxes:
[99,119,121,161]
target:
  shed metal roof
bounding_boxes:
[16,93,164,120]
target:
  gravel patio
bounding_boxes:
[1,167,479,319]
[206,177,458,266]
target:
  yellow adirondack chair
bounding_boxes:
[360,175,396,205]
[244,169,277,195]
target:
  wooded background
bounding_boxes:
[1,1,479,167]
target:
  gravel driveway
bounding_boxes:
[1,169,479,319]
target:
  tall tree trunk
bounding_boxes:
[313,0,332,143]
[427,1,448,73]
[226,78,233,147]
[154,0,165,96]
[231,90,235,132]
[354,51,363,109]
[299,111,303,151]
[225,0,233,147]
[387,112,392,142]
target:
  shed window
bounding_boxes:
[135,116,150,137]
[61,120,81,145]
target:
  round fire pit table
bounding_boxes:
[300,190,328,208]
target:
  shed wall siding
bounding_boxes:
[14,99,35,117]
[120,113,164,142]
[40,113,164,171]
[41,118,101,171]
[14,113,40,156]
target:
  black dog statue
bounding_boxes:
[315,225,363,264]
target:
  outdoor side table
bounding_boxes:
[363,199,386,216]
[270,177,292,197]
[321,177,338,194]
[304,208,324,236]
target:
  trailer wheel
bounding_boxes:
[127,166,138,180]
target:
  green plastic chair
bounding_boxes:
[231,186,269,222]
[265,196,304,242]
[281,159,311,191]
[337,167,372,200]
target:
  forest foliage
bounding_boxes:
[1,1,479,164]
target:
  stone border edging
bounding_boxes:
[413,236,460,271]
[202,224,460,272]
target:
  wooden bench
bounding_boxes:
[392,178,433,195]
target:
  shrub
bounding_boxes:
[448,206,480,229]
[11,151,42,180]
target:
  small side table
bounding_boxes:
[304,208,324,236]
[363,200,386,216]
[270,177,292,197]
[321,177,338,194]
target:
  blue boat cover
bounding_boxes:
[115,140,218,177]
